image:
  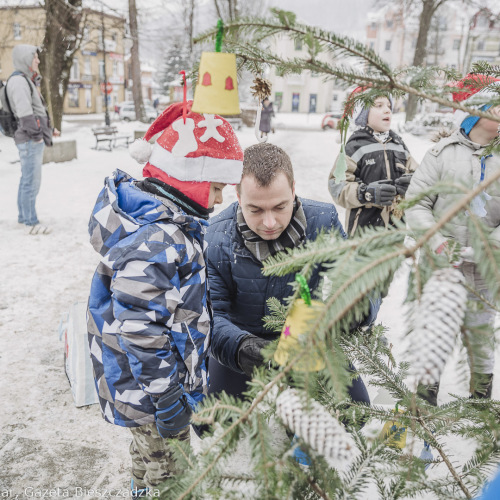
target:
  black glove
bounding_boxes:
[394,174,412,196]
[358,179,397,206]
[237,335,271,377]
[153,385,192,438]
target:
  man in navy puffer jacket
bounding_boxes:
[206,142,377,400]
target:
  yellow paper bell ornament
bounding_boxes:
[192,20,241,116]
[274,275,325,372]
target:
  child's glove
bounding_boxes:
[237,334,271,377]
[358,180,397,206]
[394,174,412,196]
[153,385,192,438]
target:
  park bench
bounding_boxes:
[92,126,132,151]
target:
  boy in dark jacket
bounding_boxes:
[328,91,418,236]
[87,101,243,496]
[206,142,377,402]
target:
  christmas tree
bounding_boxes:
[161,10,500,499]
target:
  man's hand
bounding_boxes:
[237,335,271,377]
[394,174,412,196]
[153,385,192,438]
[358,180,397,206]
[53,128,61,137]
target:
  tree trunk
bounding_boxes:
[39,0,83,131]
[129,0,146,122]
[405,0,444,122]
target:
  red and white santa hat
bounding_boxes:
[129,100,243,206]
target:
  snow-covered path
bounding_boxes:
[0,115,496,498]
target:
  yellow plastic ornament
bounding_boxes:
[380,408,407,449]
[191,52,241,115]
[273,299,325,372]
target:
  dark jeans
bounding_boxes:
[208,356,370,405]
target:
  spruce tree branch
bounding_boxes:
[417,416,473,499]
[305,476,332,500]
[463,282,500,313]
[197,19,500,123]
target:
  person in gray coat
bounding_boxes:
[5,45,59,234]
[406,75,500,404]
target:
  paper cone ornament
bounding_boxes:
[192,52,241,115]
[274,299,325,372]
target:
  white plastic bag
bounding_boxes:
[58,301,98,407]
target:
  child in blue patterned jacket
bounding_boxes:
[87,100,243,495]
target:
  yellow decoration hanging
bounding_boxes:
[191,52,241,115]
[273,299,325,372]
[380,409,407,449]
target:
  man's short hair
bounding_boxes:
[237,143,294,193]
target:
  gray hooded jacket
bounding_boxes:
[6,45,52,145]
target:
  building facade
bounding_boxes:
[365,4,500,73]
[0,6,126,115]
[267,34,340,114]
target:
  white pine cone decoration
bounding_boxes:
[276,388,357,469]
[406,268,467,388]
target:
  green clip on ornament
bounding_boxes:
[273,274,325,371]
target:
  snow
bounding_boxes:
[0,112,496,497]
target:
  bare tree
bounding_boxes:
[405,0,449,121]
[129,0,146,122]
[39,0,83,131]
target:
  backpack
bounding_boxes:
[0,72,33,138]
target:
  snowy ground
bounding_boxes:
[0,112,497,498]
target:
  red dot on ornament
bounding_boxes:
[225,76,234,90]
[202,72,212,86]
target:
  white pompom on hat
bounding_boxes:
[129,138,153,164]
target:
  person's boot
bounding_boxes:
[417,382,440,407]
[470,373,493,399]
[131,478,149,499]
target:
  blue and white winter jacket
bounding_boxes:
[87,170,210,427]
[206,199,349,373]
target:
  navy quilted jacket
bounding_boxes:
[205,199,346,373]
[87,170,210,428]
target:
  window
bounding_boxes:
[13,23,21,40]
[369,41,375,50]
[385,40,391,51]
[70,59,80,80]
[292,93,300,112]
[113,60,118,77]
[294,39,302,51]
[118,62,124,77]
[99,60,105,80]
[111,32,117,41]
[85,88,92,108]
[274,91,283,111]
[68,87,79,108]
[371,22,377,29]
[83,27,89,42]
[84,57,91,75]
[333,94,338,101]
[453,39,460,50]
[477,40,485,51]
[386,19,393,28]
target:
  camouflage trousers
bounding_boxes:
[129,423,190,489]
